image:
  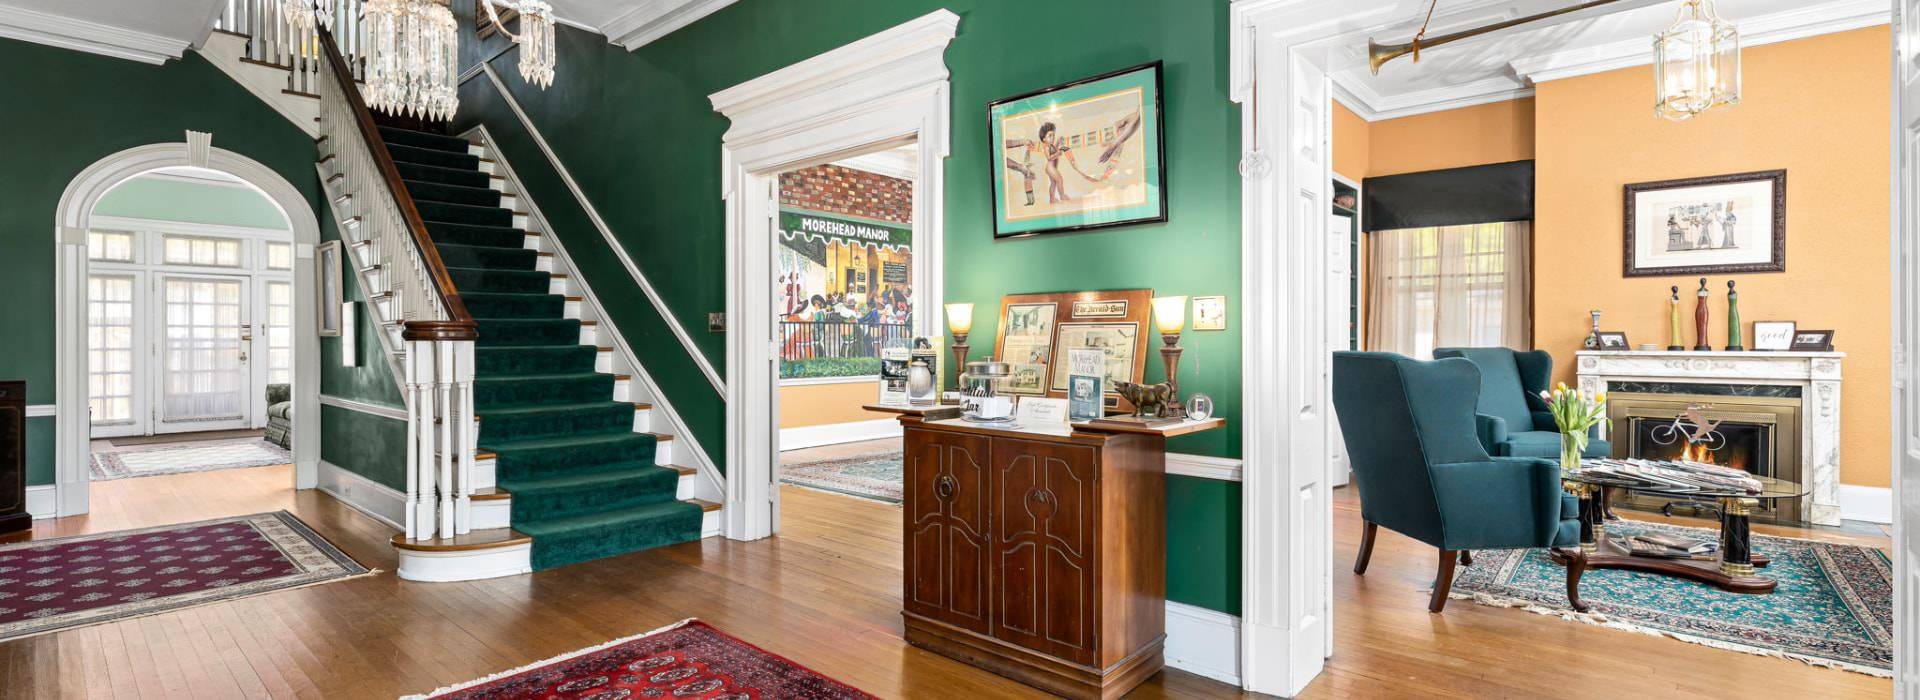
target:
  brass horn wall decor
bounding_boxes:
[1369,0,1632,74]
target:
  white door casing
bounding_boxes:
[55,139,324,515]
[711,9,957,541]
[1894,0,1919,692]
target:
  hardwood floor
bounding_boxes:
[0,466,1891,698]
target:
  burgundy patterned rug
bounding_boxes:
[0,511,369,641]
[407,619,876,699]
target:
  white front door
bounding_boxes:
[155,273,252,433]
[1895,0,1920,693]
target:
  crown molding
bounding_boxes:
[833,148,918,181]
[0,4,190,64]
[1509,0,1888,84]
[1332,71,1534,122]
[601,0,737,51]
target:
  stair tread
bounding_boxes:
[513,500,702,537]
[473,371,609,383]
[498,464,679,494]
[478,400,638,417]
[481,429,654,452]
[391,528,530,551]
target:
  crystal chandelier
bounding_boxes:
[364,0,459,120]
[481,0,557,89]
[1653,0,1740,121]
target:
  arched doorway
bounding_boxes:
[53,138,323,516]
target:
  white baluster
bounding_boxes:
[402,340,419,540]
[436,340,456,537]
[454,340,475,534]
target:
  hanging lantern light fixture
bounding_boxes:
[481,0,557,89]
[1653,0,1740,121]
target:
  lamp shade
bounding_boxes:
[945,303,975,335]
[1152,296,1188,335]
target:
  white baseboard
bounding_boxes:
[316,460,404,530]
[26,484,56,519]
[1840,484,1892,525]
[778,418,901,451]
[1165,600,1241,686]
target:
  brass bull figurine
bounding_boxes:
[1113,380,1174,418]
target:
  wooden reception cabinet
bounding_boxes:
[0,381,29,535]
[875,406,1224,699]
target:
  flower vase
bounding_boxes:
[1559,431,1585,473]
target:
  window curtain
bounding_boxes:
[1365,221,1531,358]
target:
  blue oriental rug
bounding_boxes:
[780,451,903,504]
[1451,519,1891,676]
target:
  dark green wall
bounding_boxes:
[0,38,328,485]
[454,0,1243,614]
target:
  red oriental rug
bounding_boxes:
[406,619,877,699]
[0,511,369,641]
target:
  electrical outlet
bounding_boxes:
[708,312,726,332]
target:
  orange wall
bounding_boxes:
[778,381,882,429]
[1369,97,1534,177]
[1535,26,1892,488]
[1332,99,1370,181]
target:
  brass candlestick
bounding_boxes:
[944,303,975,394]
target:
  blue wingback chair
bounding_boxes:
[1332,351,1588,613]
[1433,347,1611,460]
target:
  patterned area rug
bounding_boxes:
[0,511,369,641]
[780,451,902,504]
[1451,519,1891,676]
[405,618,876,699]
[90,437,292,480]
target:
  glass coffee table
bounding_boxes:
[1556,464,1805,594]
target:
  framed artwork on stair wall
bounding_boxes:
[315,240,343,337]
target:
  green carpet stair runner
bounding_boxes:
[378,125,703,570]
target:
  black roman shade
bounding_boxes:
[1362,160,1534,231]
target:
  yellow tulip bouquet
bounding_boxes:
[1540,383,1608,471]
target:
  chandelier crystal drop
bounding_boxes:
[1653,0,1740,121]
[482,0,557,89]
[364,0,459,120]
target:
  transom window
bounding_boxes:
[87,231,136,262]
[162,234,244,267]
[265,242,294,270]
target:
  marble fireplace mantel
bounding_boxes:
[1575,350,1845,526]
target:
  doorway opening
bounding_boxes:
[83,168,298,483]
[773,141,921,518]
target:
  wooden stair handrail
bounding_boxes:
[315,27,478,342]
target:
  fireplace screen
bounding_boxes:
[1628,417,1774,477]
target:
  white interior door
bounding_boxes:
[1327,212,1355,488]
[1895,0,1920,693]
[155,273,252,434]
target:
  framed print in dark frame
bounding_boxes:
[1788,329,1834,352]
[988,61,1167,239]
[1623,169,1786,277]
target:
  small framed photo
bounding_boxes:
[1192,296,1227,331]
[1788,329,1835,352]
[1752,321,1796,351]
[316,240,344,338]
[1596,332,1630,350]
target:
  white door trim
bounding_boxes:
[1230,0,1406,694]
[1891,0,1918,691]
[710,8,957,541]
[55,140,323,516]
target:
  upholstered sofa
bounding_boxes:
[265,383,292,449]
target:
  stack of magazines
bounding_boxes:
[1573,458,1764,495]
[1624,532,1719,560]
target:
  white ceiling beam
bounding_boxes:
[1509,0,1888,84]
[0,3,189,64]
[600,0,737,51]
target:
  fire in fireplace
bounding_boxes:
[1605,389,1802,524]
[1629,417,1773,475]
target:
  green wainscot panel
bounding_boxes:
[26,416,54,486]
[1166,474,1241,615]
[320,404,409,492]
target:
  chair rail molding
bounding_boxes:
[55,140,324,517]
[475,63,725,397]
[710,8,956,542]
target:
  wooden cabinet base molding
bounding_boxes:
[905,613,1166,699]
